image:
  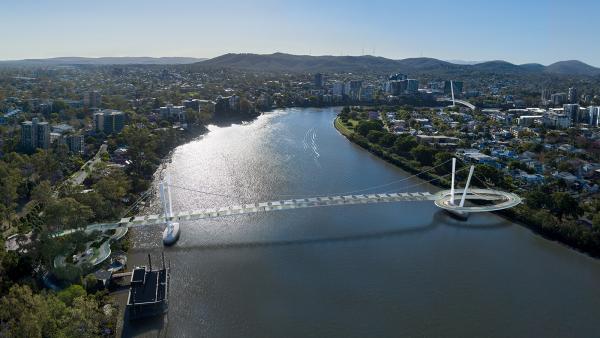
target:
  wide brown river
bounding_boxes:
[125,107,600,337]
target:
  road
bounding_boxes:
[67,143,107,186]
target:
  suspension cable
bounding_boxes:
[121,190,153,218]
[383,165,472,193]
[167,160,470,203]
[167,158,455,201]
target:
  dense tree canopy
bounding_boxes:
[0,284,114,337]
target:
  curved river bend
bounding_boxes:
[126,107,600,337]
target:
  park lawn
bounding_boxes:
[334,117,358,137]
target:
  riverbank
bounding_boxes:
[115,107,600,336]
[115,113,268,335]
[334,116,600,259]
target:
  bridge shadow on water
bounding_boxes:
[150,210,510,254]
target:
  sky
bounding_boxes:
[1,0,599,66]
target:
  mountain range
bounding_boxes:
[1,54,599,77]
[0,57,206,66]
[194,53,600,76]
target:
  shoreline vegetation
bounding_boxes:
[0,105,261,335]
[3,104,598,335]
[334,110,600,259]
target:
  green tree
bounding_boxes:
[0,284,113,337]
[366,130,385,144]
[557,161,574,173]
[525,189,551,209]
[592,213,600,232]
[410,144,436,166]
[551,192,581,219]
[393,135,417,153]
[0,284,60,337]
[0,165,20,221]
[433,152,454,175]
[95,171,131,204]
[356,120,383,137]
[44,198,93,230]
[31,180,53,206]
[474,164,505,187]
[379,133,397,148]
[57,284,86,306]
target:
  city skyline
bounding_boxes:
[2,0,600,66]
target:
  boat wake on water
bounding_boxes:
[303,127,321,168]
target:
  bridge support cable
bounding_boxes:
[166,158,456,202]
[121,190,152,219]
[339,158,454,196]
[382,164,471,194]
[459,166,475,208]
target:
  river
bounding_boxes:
[124,107,600,337]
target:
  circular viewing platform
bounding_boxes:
[433,188,521,212]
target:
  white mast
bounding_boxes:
[459,165,475,208]
[450,158,456,205]
[166,175,173,217]
[160,173,181,245]
[450,80,456,107]
[159,176,172,221]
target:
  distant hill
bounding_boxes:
[545,60,600,76]
[0,57,207,66]
[195,53,600,77]
[197,53,403,73]
[445,59,486,65]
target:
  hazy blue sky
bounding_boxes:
[2,0,599,66]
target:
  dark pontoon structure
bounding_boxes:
[127,253,170,320]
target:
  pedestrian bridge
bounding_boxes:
[437,97,476,110]
[51,160,522,244]
[53,188,521,237]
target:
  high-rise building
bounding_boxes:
[345,80,362,101]
[182,99,214,113]
[541,89,550,104]
[551,93,567,105]
[214,95,241,116]
[386,80,407,95]
[314,73,324,88]
[182,99,200,112]
[359,85,375,101]
[159,104,186,122]
[332,82,344,96]
[406,79,419,93]
[83,90,102,108]
[563,104,580,123]
[65,134,85,154]
[228,95,240,111]
[94,109,125,134]
[20,117,50,150]
[589,106,600,127]
[568,87,578,103]
[543,113,572,129]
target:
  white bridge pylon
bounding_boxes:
[53,159,521,236]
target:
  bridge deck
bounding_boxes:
[51,189,519,237]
